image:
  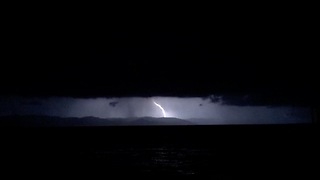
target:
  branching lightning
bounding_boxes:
[153,100,166,117]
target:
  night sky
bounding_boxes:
[1,30,318,105]
[1,23,318,125]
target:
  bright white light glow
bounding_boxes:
[153,100,166,117]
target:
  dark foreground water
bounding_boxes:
[0,125,317,178]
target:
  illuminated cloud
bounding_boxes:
[0,96,311,125]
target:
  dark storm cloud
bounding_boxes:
[219,94,255,106]
[0,96,74,117]
[206,93,312,107]
[208,95,222,104]
[20,99,43,106]
[109,101,119,107]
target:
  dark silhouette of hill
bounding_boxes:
[0,115,194,127]
[131,117,193,125]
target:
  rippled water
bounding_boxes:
[81,146,216,175]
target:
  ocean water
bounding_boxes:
[0,125,316,178]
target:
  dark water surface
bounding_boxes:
[0,125,316,178]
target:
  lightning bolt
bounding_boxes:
[153,100,166,117]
